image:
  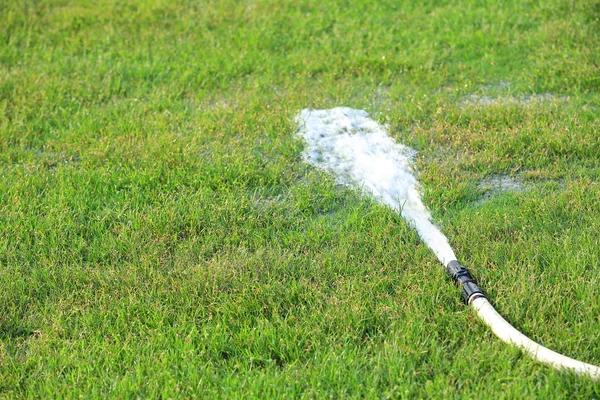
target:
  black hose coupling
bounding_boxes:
[446,260,486,304]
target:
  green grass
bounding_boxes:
[1,0,600,397]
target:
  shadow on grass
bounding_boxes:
[0,323,37,340]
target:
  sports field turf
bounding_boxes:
[1,0,600,398]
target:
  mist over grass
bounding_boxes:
[1,0,600,398]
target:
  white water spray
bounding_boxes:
[295,107,456,265]
[295,106,600,380]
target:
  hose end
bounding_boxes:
[446,260,486,304]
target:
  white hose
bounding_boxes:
[471,296,600,380]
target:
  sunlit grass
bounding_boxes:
[1,0,599,397]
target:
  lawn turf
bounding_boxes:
[1,0,600,398]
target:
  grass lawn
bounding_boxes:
[1,0,600,398]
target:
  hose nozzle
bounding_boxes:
[446,260,486,304]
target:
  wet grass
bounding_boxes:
[1,0,600,398]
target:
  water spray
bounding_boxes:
[295,107,600,380]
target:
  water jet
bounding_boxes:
[295,106,600,380]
